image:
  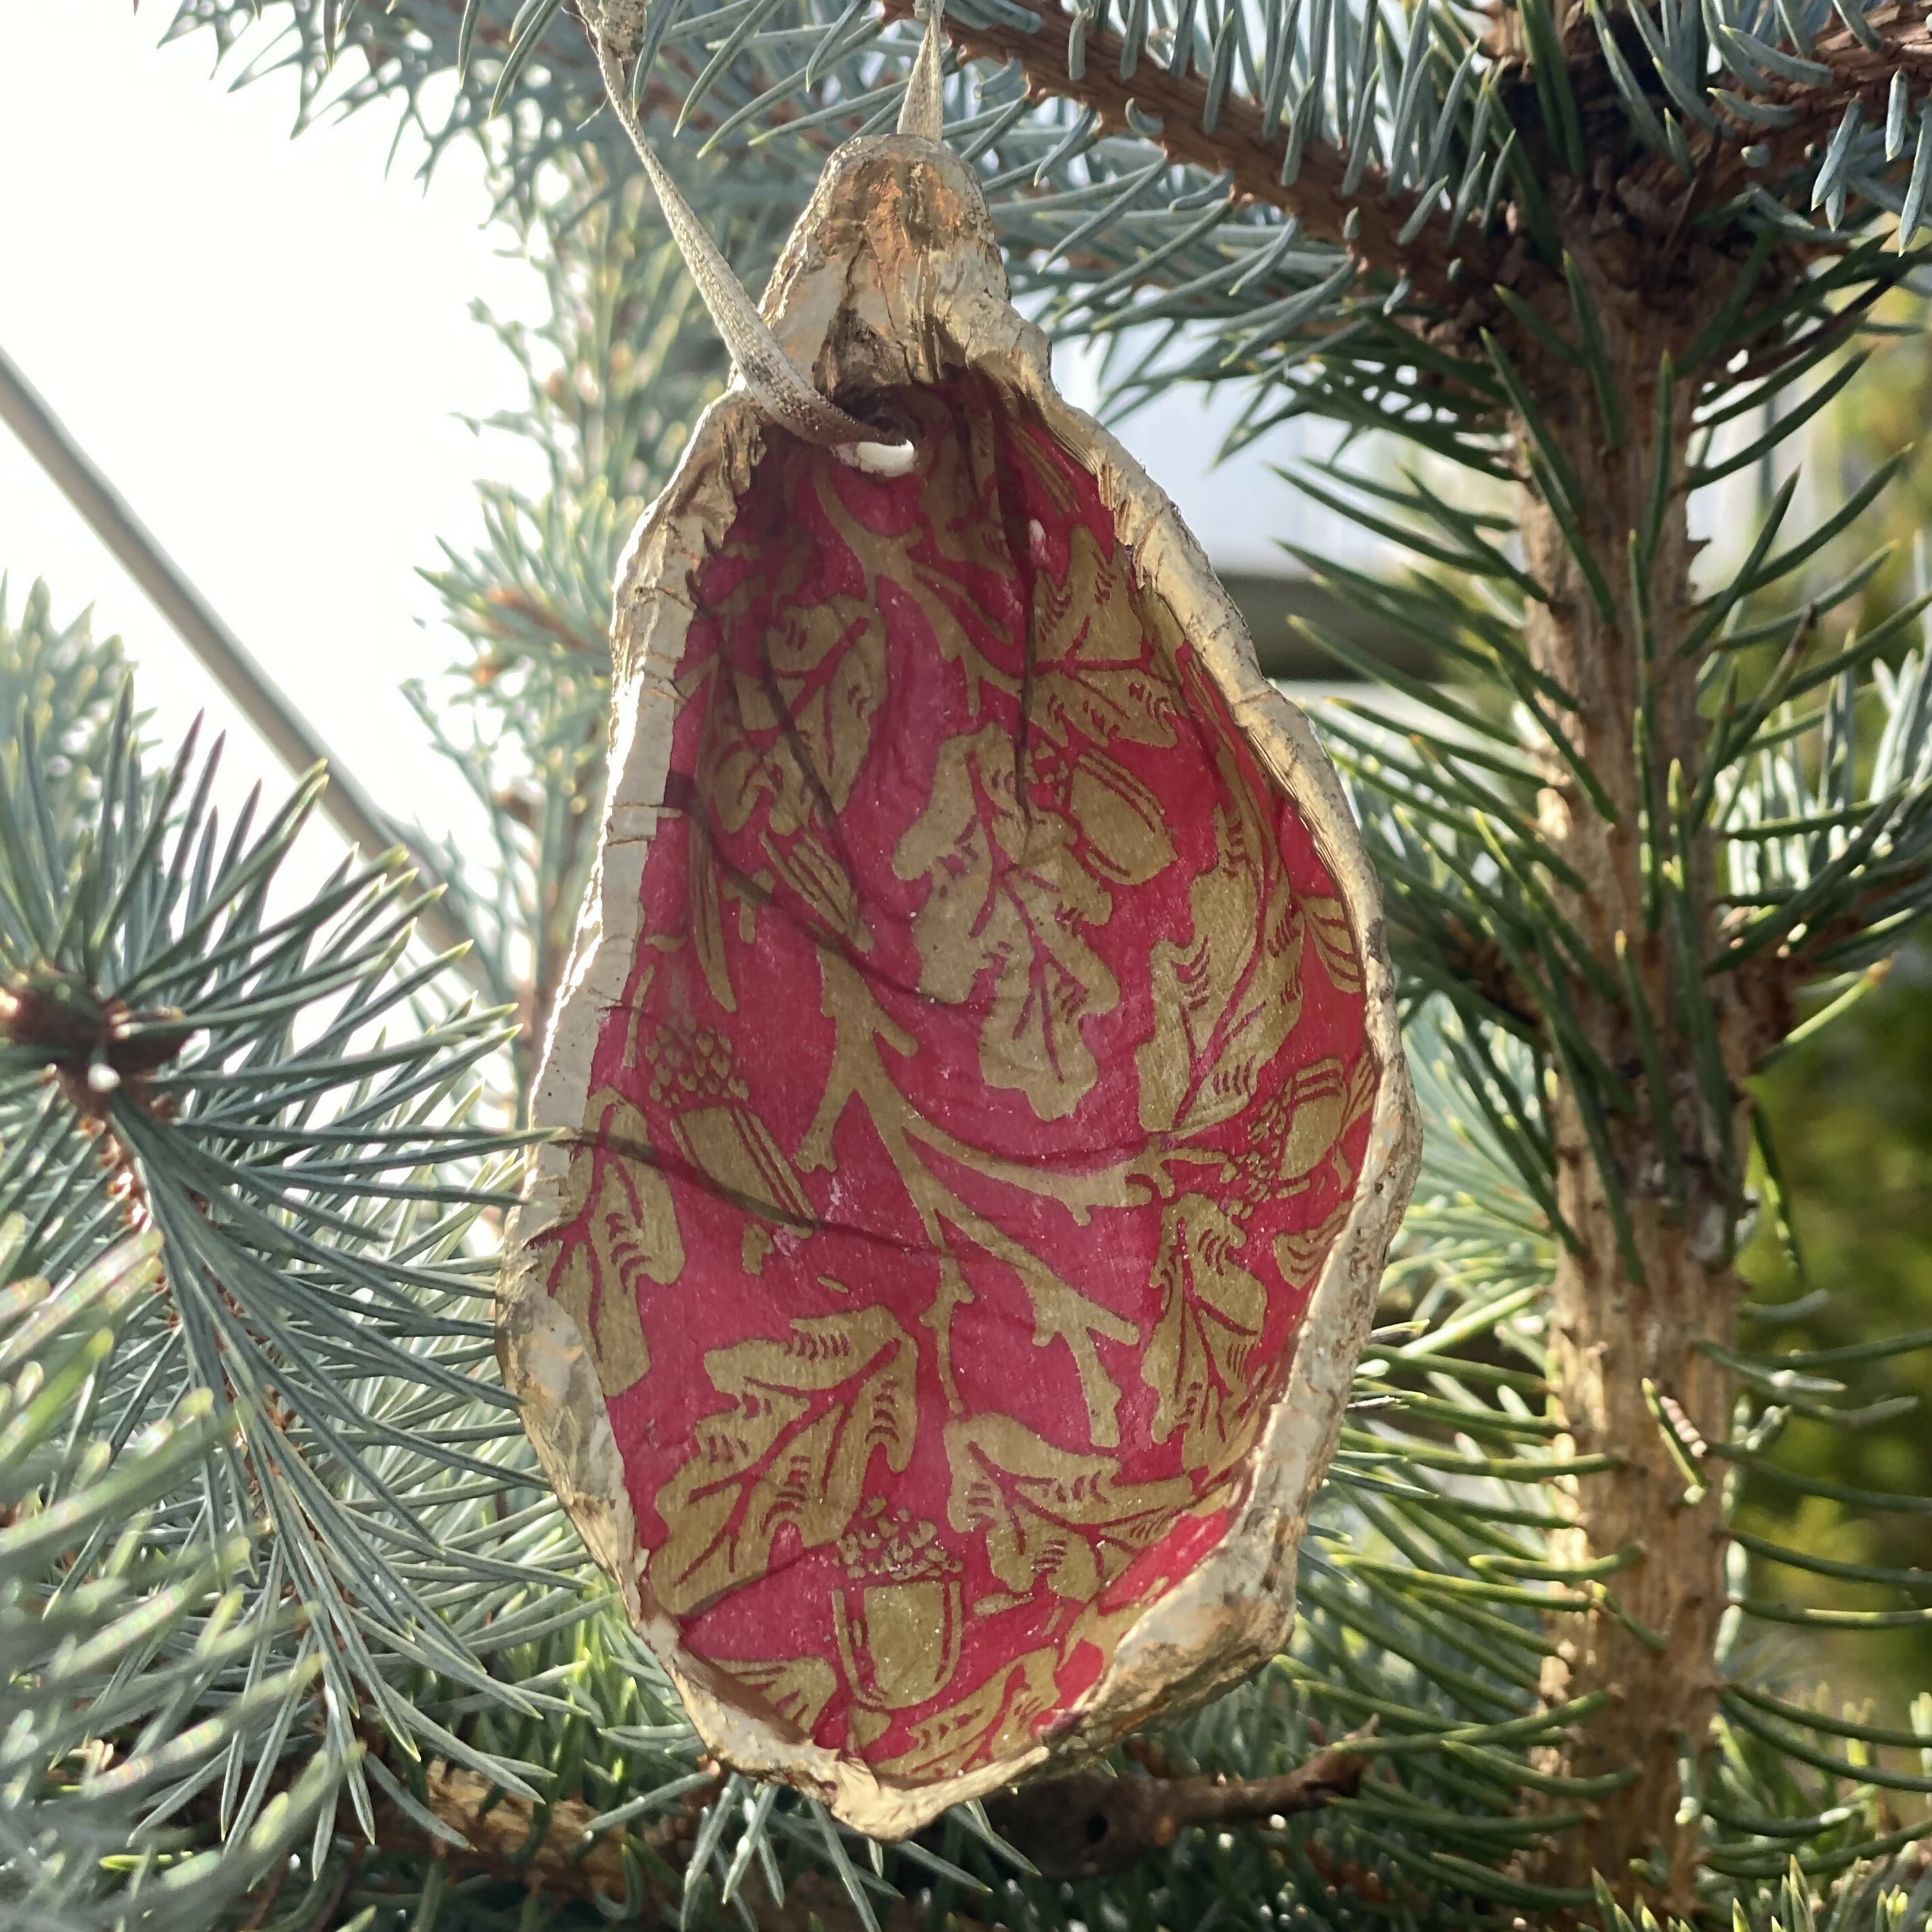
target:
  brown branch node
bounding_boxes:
[980,1730,1373,1878]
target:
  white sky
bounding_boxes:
[0,3,546,852]
[0,3,1342,867]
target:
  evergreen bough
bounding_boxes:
[7,0,1932,1919]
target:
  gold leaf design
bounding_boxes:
[552,1090,682,1397]
[833,1580,965,1710]
[875,1647,1062,1780]
[648,1023,816,1224]
[1068,750,1175,887]
[704,544,887,819]
[1031,524,1181,751]
[689,818,736,1014]
[694,591,882,951]
[944,1414,1193,1604]
[833,1496,967,1710]
[702,696,864,946]
[1142,1194,1270,1480]
[805,434,1023,715]
[1138,579,1191,677]
[711,1655,838,1736]
[1303,893,1364,996]
[699,695,784,839]
[1277,1053,1378,1187]
[798,953,1140,1448]
[675,1105,816,1224]
[893,725,1119,1122]
[1272,1199,1352,1290]
[757,594,888,814]
[1136,747,1306,1138]
[652,1308,917,1615]
[998,409,1078,517]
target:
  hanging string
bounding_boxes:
[586,0,949,463]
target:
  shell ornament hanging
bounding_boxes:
[499,2,1421,1839]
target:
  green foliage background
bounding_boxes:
[1743,936,1932,1695]
[1721,298,1932,1699]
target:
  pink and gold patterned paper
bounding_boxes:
[500,135,1417,1838]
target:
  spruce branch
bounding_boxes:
[353,1759,1224,1915]
[161,0,1932,404]
[126,5,1932,1920]
[979,1734,1372,1878]
[1693,3,1932,216]
[872,0,1498,305]
[351,1758,714,1907]
[0,1227,350,1929]
[0,590,601,1886]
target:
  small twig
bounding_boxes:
[363,1760,719,1905]
[981,1729,1374,1878]
[481,585,609,658]
[1693,3,1932,217]
[237,1856,288,1931]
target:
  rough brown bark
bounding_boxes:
[358,1746,1366,1901]
[875,0,1932,337]
[871,0,1503,310]
[982,1734,1370,1878]
[1534,1182,1738,1902]
[1509,264,1750,1908]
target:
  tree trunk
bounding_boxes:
[1508,318,1749,1906]
[1534,1177,1738,1901]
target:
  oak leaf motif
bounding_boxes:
[647,1023,817,1224]
[696,589,882,951]
[674,1104,816,1225]
[710,1655,839,1737]
[761,594,888,814]
[875,1647,1062,1780]
[893,725,1121,1122]
[1273,1199,1353,1290]
[1135,747,1307,1138]
[944,1413,1193,1604]
[1030,524,1183,751]
[547,1090,681,1398]
[1302,893,1364,996]
[1275,1053,1377,1187]
[1142,1193,1271,1480]
[1066,749,1175,888]
[652,1307,917,1616]
[700,688,792,839]
[688,817,736,1013]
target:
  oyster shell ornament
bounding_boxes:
[499,2,1421,1841]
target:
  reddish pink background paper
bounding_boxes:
[542,383,1372,1778]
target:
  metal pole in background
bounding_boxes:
[0,342,492,996]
